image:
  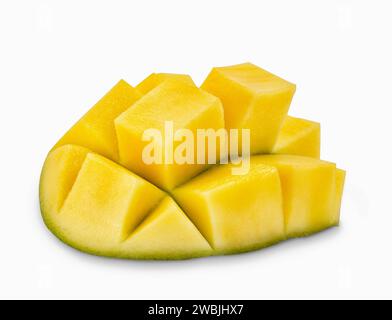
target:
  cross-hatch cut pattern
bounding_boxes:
[40,63,345,260]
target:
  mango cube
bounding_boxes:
[54,151,165,254]
[55,80,142,161]
[136,73,195,94]
[115,79,225,191]
[174,163,285,253]
[253,155,344,237]
[123,197,212,260]
[202,63,296,154]
[274,116,321,158]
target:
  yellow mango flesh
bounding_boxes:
[41,147,165,254]
[334,169,346,224]
[40,145,90,217]
[136,73,195,95]
[40,145,213,259]
[173,163,285,253]
[40,146,345,259]
[40,64,346,261]
[55,80,142,162]
[274,116,321,158]
[123,197,212,260]
[201,63,296,154]
[60,153,165,243]
[252,155,344,237]
[115,79,225,191]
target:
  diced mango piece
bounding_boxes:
[40,145,90,217]
[115,79,225,191]
[51,152,165,254]
[173,163,285,254]
[274,116,321,158]
[253,155,339,237]
[333,169,346,225]
[136,73,195,95]
[201,63,296,154]
[123,197,212,260]
[55,80,142,161]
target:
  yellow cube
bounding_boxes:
[202,63,296,154]
[173,162,285,254]
[253,155,344,237]
[123,197,212,260]
[40,145,90,216]
[115,79,225,191]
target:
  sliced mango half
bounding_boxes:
[40,63,345,260]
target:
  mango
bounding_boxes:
[40,145,210,259]
[202,63,296,154]
[174,162,285,254]
[136,73,195,94]
[252,155,345,237]
[274,116,321,158]
[55,80,142,162]
[115,78,225,191]
[40,64,346,260]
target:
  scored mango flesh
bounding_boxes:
[136,73,196,95]
[55,80,142,162]
[201,63,296,154]
[115,79,225,191]
[40,63,346,260]
[274,116,321,158]
[174,162,285,253]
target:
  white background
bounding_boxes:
[0,0,391,300]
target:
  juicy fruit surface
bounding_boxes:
[40,63,346,260]
[115,79,225,191]
[202,63,296,154]
[123,197,212,260]
[274,116,321,158]
[174,163,285,253]
[252,155,344,237]
[60,153,165,244]
[55,80,142,162]
[40,145,210,259]
[40,145,90,216]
